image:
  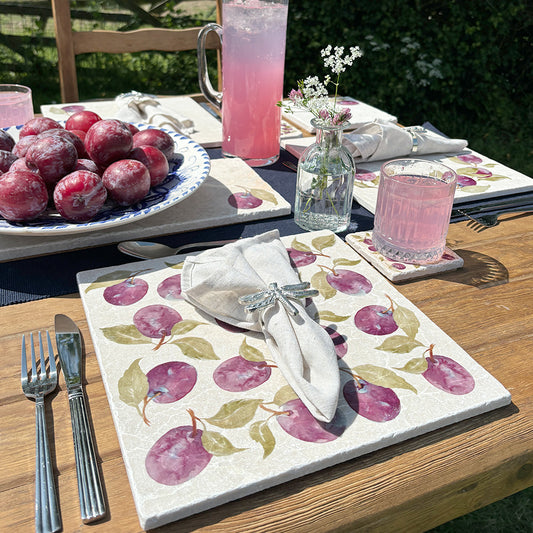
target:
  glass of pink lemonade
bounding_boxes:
[198,0,289,167]
[372,159,457,264]
[0,84,34,128]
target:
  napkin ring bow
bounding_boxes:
[406,126,426,153]
[239,282,318,316]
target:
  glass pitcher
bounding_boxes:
[198,0,289,167]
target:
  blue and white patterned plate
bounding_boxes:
[0,122,211,235]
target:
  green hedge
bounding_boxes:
[284,0,532,176]
[1,0,531,175]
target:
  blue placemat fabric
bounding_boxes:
[0,148,374,307]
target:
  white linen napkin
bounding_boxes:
[181,230,340,422]
[114,91,195,135]
[343,120,468,162]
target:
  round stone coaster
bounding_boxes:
[345,232,464,282]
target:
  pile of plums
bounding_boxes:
[0,111,176,223]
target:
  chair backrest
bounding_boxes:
[51,0,222,103]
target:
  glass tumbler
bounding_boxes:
[372,159,457,264]
[0,84,34,128]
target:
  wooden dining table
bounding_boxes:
[1,205,531,532]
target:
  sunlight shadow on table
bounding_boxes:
[434,249,509,289]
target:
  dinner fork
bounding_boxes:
[21,332,61,533]
[462,205,533,232]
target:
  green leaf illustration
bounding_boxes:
[201,430,246,456]
[352,364,417,393]
[118,359,148,416]
[394,357,428,374]
[273,384,298,406]
[460,185,491,193]
[85,270,137,293]
[312,233,336,252]
[333,257,361,267]
[376,335,424,353]
[290,238,312,252]
[311,270,336,300]
[393,305,420,339]
[101,324,150,345]
[172,337,219,360]
[239,338,265,362]
[206,399,264,429]
[164,261,184,269]
[171,319,206,336]
[477,175,511,181]
[315,310,351,323]
[249,420,275,459]
[250,188,278,205]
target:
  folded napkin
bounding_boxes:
[114,91,195,135]
[343,120,468,162]
[181,230,340,422]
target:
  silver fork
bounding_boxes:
[21,332,61,533]
[462,205,533,232]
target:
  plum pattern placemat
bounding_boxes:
[76,230,510,529]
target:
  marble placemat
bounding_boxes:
[281,139,533,212]
[0,158,291,262]
[345,231,464,282]
[76,230,510,529]
[41,96,223,148]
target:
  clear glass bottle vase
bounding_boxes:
[294,119,355,233]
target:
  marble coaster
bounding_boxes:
[345,232,464,282]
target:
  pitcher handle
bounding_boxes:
[197,23,223,110]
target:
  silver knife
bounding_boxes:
[55,314,106,523]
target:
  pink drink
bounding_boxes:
[221,1,288,166]
[373,160,457,264]
[0,85,34,128]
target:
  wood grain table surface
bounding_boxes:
[1,212,532,532]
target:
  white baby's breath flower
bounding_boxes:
[278,43,362,127]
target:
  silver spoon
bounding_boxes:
[118,239,237,260]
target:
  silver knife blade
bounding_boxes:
[55,314,106,523]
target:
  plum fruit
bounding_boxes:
[145,425,212,485]
[326,269,373,295]
[53,170,107,222]
[343,379,401,422]
[422,346,475,395]
[146,361,197,404]
[0,150,17,173]
[102,159,150,206]
[132,128,174,160]
[12,135,37,158]
[287,248,317,268]
[323,326,348,358]
[0,129,15,152]
[277,398,346,443]
[65,110,102,133]
[103,276,148,306]
[9,158,35,173]
[75,158,100,175]
[354,304,399,335]
[228,192,263,209]
[133,304,182,348]
[130,145,169,187]
[25,136,78,187]
[84,119,133,168]
[19,117,63,138]
[0,170,48,221]
[213,356,271,392]
[157,274,183,300]
[38,128,87,159]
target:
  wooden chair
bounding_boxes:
[51,0,222,103]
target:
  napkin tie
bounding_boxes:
[343,120,468,162]
[181,230,340,422]
[114,91,195,135]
